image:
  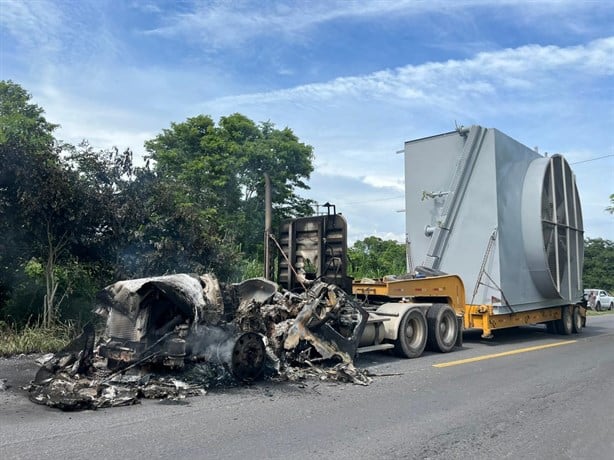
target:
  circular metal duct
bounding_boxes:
[522,155,583,299]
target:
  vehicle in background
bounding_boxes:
[584,289,614,311]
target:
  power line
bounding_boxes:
[570,154,614,165]
[324,153,612,207]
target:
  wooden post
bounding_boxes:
[264,173,272,280]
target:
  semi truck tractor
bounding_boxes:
[275,125,586,359]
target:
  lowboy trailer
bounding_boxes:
[275,125,587,359]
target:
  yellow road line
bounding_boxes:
[433,340,577,368]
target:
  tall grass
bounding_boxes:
[0,322,77,356]
[587,309,614,316]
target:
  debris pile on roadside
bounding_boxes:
[28,274,372,410]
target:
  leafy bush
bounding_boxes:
[583,238,614,292]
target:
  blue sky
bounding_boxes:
[1,0,613,243]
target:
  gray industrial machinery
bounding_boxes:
[404,125,583,313]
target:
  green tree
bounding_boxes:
[0,82,111,326]
[606,193,614,214]
[20,161,85,326]
[143,113,315,279]
[1,84,317,327]
[0,81,58,285]
[583,238,614,292]
[348,236,407,279]
[63,142,139,275]
[0,80,63,325]
[238,119,315,257]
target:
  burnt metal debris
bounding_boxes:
[28,274,372,410]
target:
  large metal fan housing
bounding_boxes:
[404,126,584,313]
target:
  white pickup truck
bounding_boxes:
[585,289,614,311]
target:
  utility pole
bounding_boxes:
[264,173,272,280]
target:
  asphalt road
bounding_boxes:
[2,313,613,459]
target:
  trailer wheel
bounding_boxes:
[394,308,427,359]
[426,304,458,353]
[557,306,573,335]
[572,306,583,334]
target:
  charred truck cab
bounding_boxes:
[96,274,221,369]
[95,274,266,380]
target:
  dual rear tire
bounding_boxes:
[549,305,583,335]
[426,304,458,353]
[572,305,583,333]
[394,304,459,358]
[557,305,574,335]
[394,308,427,358]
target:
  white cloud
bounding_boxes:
[143,0,590,50]
[193,37,613,241]
[208,37,614,109]
[3,2,611,242]
[201,36,613,183]
[361,176,404,192]
[0,0,62,53]
[23,34,610,244]
[1,0,124,105]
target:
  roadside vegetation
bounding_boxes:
[1,80,314,335]
[586,309,614,316]
[583,238,614,292]
[0,321,75,356]
[347,236,406,279]
[1,80,613,355]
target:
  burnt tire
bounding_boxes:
[557,306,573,335]
[394,308,427,359]
[572,305,583,334]
[106,358,123,370]
[426,304,458,353]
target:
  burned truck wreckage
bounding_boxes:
[28,127,590,412]
[95,273,267,380]
[29,273,371,410]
